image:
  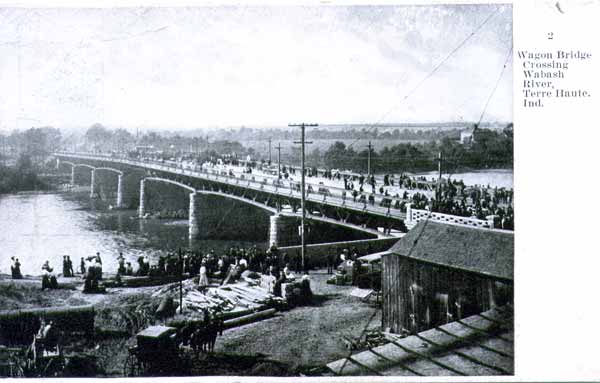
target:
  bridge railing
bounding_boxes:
[407,206,495,229]
[55,152,406,221]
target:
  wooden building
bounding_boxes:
[382,220,513,334]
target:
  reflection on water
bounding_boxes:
[0,192,264,276]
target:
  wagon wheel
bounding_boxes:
[123,350,141,377]
[42,355,65,377]
[8,353,26,378]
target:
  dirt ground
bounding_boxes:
[0,269,382,376]
[0,274,157,309]
[215,269,382,370]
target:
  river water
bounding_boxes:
[0,191,264,276]
[0,168,513,276]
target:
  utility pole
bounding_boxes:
[275,143,282,178]
[291,123,317,273]
[437,151,443,184]
[268,138,272,164]
[436,151,443,208]
[366,141,373,176]
[178,248,183,315]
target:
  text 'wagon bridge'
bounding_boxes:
[54,152,407,244]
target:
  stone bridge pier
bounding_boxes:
[116,174,123,208]
[268,213,301,248]
[269,214,281,247]
[189,192,199,239]
[138,179,146,218]
[90,169,95,198]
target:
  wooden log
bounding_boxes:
[222,308,277,329]
[104,275,188,288]
[166,305,268,328]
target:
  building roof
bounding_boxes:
[327,307,514,376]
[387,220,513,281]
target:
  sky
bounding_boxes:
[0,4,512,132]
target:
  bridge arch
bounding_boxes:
[94,167,123,176]
[143,177,195,193]
[92,167,124,208]
[73,163,96,170]
[196,190,278,215]
[139,177,198,239]
[59,161,96,197]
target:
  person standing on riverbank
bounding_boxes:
[117,252,126,276]
[41,261,58,290]
[62,255,73,277]
[80,257,86,276]
[11,257,23,279]
[198,260,209,292]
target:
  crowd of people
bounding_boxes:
[128,244,299,294]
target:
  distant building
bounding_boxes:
[381,220,513,334]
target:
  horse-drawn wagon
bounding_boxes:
[124,325,179,376]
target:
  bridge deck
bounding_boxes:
[56,153,407,222]
[56,153,401,238]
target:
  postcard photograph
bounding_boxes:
[0,3,514,378]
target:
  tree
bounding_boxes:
[112,128,134,153]
[85,123,112,152]
[20,127,62,167]
[323,141,348,169]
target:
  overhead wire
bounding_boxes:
[342,7,502,151]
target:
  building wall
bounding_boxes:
[382,254,512,334]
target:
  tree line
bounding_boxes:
[314,126,513,174]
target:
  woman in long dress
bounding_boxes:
[198,260,209,292]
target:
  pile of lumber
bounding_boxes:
[151,279,282,315]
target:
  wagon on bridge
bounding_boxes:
[317,182,331,196]
[272,179,284,187]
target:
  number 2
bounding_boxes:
[547,32,554,40]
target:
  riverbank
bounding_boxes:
[0,163,63,195]
[0,274,152,310]
[0,269,380,376]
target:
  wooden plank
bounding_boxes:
[346,357,384,376]
[454,320,512,343]
[415,333,511,375]
[327,358,365,376]
[379,364,420,376]
[479,334,514,356]
[433,353,500,376]
[434,326,513,358]
[454,342,514,374]
[389,340,468,376]
[327,341,411,376]
[405,358,462,376]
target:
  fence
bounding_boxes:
[406,204,494,229]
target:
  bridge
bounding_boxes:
[54,152,408,245]
[57,159,124,207]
